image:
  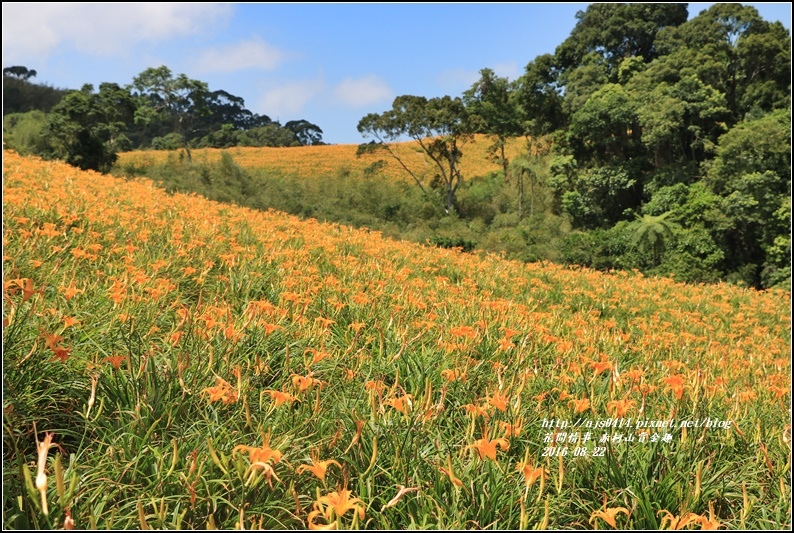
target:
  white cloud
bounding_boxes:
[334,75,393,107]
[436,68,480,91]
[193,38,289,74]
[259,78,325,118]
[2,3,233,63]
[492,61,520,81]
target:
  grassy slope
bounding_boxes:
[116,135,533,182]
[3,151,791,529]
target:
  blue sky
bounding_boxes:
[3,3,791,144]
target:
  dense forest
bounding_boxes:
[3,3,790,289]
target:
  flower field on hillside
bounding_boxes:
[116,135,532,182]
[3,151,790,529]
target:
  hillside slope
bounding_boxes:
[3,151,790,529]
[116,134,532,182]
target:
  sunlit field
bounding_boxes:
[116,135,532,182]
[3,151,790,529]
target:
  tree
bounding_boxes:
[515,54,565,136]
[555,3,689,79]
[131,66,210,161]
[463,68,521,178]
[45,83,135,173]
[285,119,324,146]
[655,4,790,121]
[3,110,51,156]
[358,95,479,214]
[237,123,300,147]
[508,156,537,220]
[630,211,679,265]
[3,65,37,80]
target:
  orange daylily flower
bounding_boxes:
[462,403,490,419]
[607,398,636,418]
[468,436,509,461]
[449,325,478,339]
[58,284,82,301]
[296,450,341,482]
[233,435,283,487]
[383,394,413,414]
[292,373,322,393]
[41,331,64,351]
[516,458,545,488]
[104,355,126,370]
[662,375,687,400]
[265,390,298,407]
[440,368,466,382]
[203,377,237,404]
[658,510,702,530]
[591,360,612,377]
[50,345,71,363]
[497,337,515,351]
[589,507,630,529]
[569,397,591,414]
[500,418,524,438]
[307,510,338,530]
[315,317,335,328]
[553,387,572,401]
[488,390,510,412]
[313,488,365,522]
[697,502,723,530]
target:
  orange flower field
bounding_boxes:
[2,150,791,529]
[116,135,532,182]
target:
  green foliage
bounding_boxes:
[514,54,565,136]
[706,108,791,194]
[131,66,211,161]
[45,83,135,173]
[237,124,301,147]
[463,68,522,177]
[3,73,68,114]
[567,83,641,163]
[428,235,477,253]
[284,119,324,146]
[630,211,680,265]
[552,162,640,229]
[555,3,689,77]
[655,4,790,120]
[507,1,791,287]
[113,149,570,267]
[358,95,480,214]
[3,110,51,156]
[656,225,726,284]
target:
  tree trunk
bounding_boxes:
[501,143,509,181]
[518,170,524,220]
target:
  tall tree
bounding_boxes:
[285,119,324,146]
[515,54,565,136]
[131,66,210,161]
[463,68,521,178]
[3,66,37,80]
[555,3,689,79]
[45,83,135,173]
[358,95,479,214]
[655,3,790,120]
